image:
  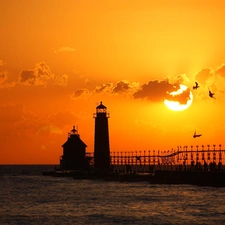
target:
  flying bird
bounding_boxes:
[208,88,215,99]
[193,82,200,90]
[193,131,202,138]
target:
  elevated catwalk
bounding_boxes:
[86,144,224,173]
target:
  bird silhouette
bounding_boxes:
[193,82,200,90]
[208,88,215,99]
[193,130,202,138]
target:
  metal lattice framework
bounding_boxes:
[86,144,225,172]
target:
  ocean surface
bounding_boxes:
[1,165,225,225]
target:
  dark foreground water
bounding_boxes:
[1,165,225,225]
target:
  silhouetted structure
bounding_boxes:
[94,102,110,170]
[43,103,225,187]
[60,126,87,170]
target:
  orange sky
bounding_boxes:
[1,0,225,164]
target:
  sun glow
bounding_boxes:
[164,84,193,111]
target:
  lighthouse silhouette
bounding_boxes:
[93,101,110,170]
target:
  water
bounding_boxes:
[1,165,225,225]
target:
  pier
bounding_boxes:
[85,144,225,173]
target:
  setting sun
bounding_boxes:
[164,84,193,111]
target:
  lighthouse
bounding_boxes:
[60,126,87,170]
[93,102,110,170]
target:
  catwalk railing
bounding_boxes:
[86,144,225,172]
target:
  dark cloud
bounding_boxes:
[94,83,113,93]
[94,81,139,95]
[165,87,192,104]
[133,79,179,102]
[90,79,191,103]
[71,89,89,99]
[36,62,51,77]
[112,81,132,93]
[19,62,54,86]
[19,70,36,84]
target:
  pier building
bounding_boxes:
[60,126,87,170]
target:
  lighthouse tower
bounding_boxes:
[93,102,110,170]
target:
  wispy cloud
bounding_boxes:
[0,70,15,88]
[0,70,8,84]
[94,83,114,94]
[54,74,68,86]
[54,47,76,53]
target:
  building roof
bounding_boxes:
[96,101,106,109]
[62,126,87,148]
[62,134,87,148]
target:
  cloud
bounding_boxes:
[195,68,214,85]
[215,63,225,77]
[71,88,90,99]
[174,74,190,85]
[54,74,68,86]
[194,64,225,86]
[0,70,15,88]
[112,80,140,94]
[133,79,179,102]
[94,83,114,93]
[165,86,192,104]
[93,81,140,95]
[54,47,76,53]
[19,70,35,84]
[71,62,225,103]
[194,63,225,97]
[113,80,131,93]
[86,79,190,103]
[0,70,8,84]
[19,62,55,86]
